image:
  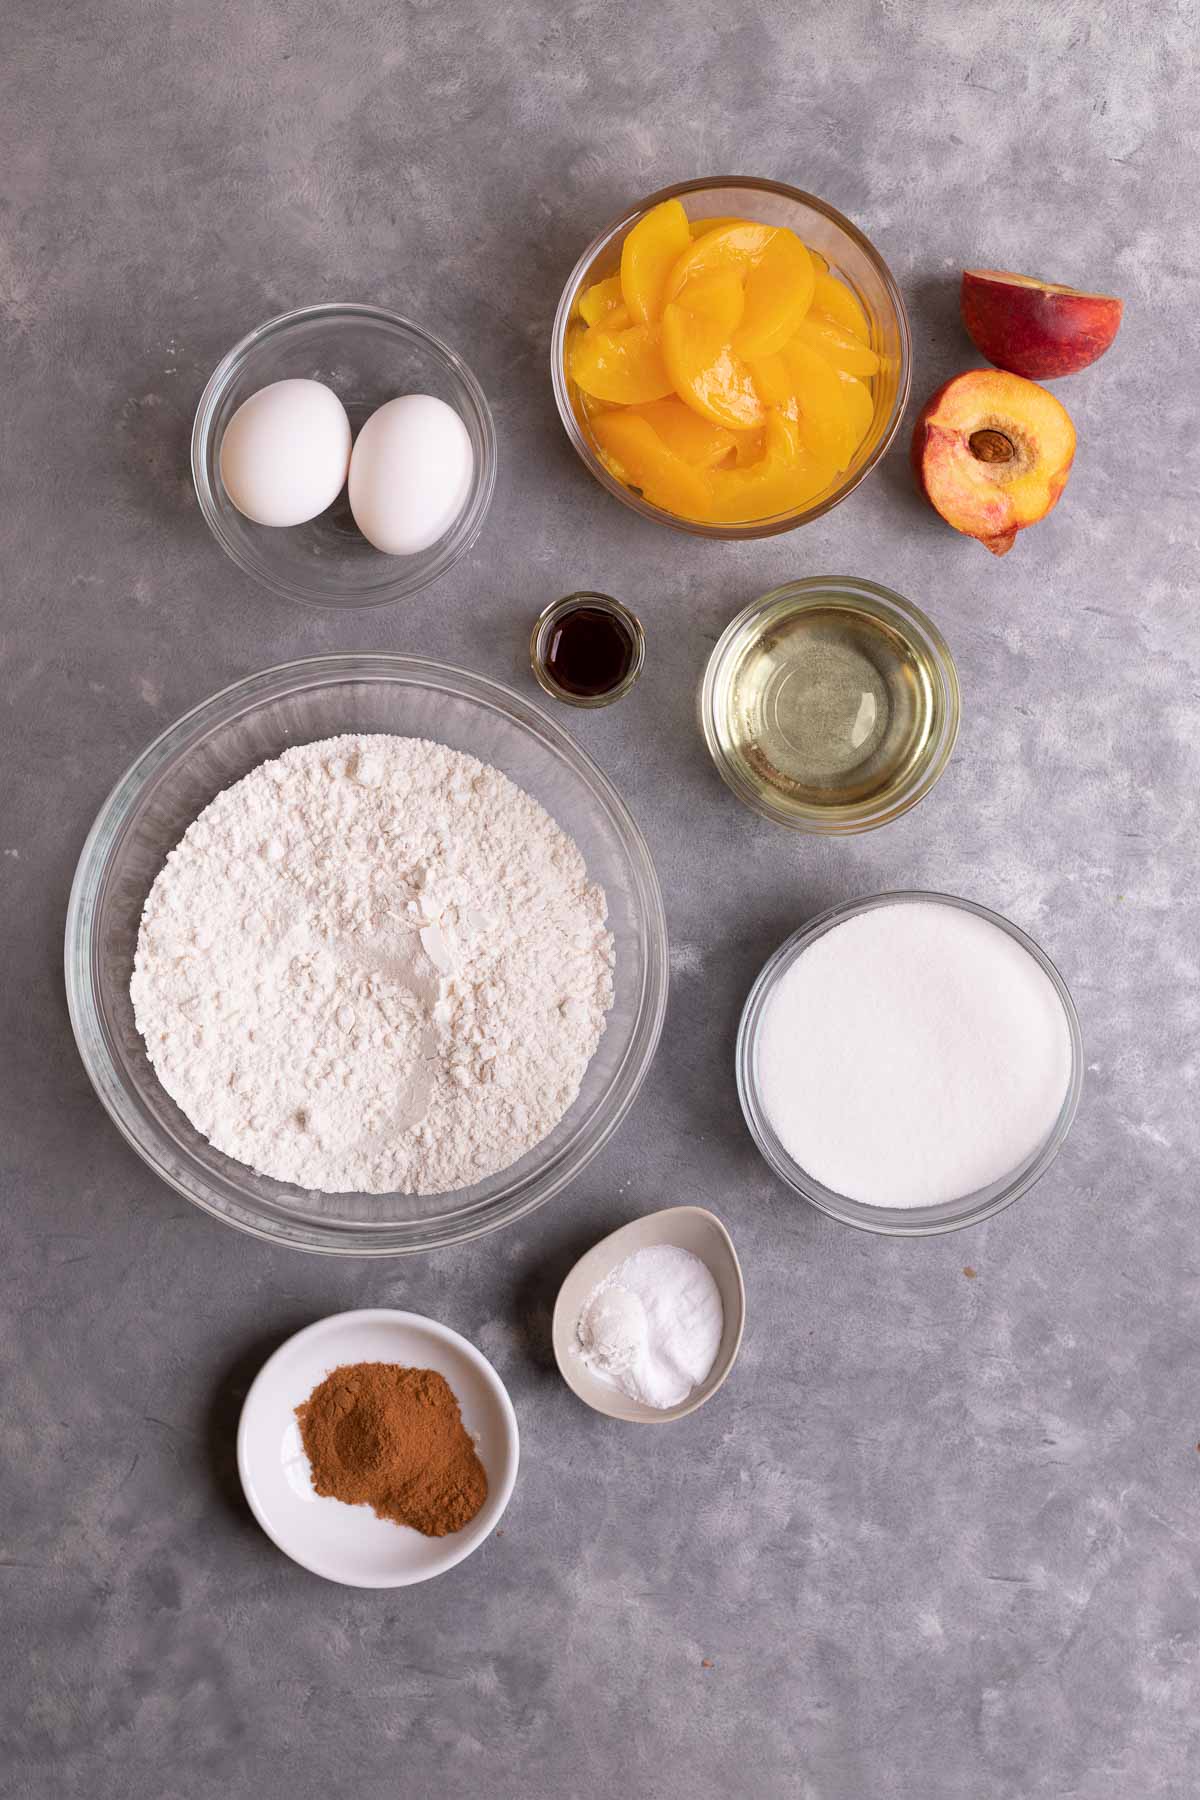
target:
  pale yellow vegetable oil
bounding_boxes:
[712,600,942,813]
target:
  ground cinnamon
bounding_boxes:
[296,1362,488,1537]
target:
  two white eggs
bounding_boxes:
[219,379,473,556]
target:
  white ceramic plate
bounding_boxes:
[237,1309,519,1586]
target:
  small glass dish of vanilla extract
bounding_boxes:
[531,593,645,708]
[702,578,960,834]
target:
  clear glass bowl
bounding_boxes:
[551,177,911,538]
[65,656,669,1255]
[192,304,497,609]
[737,892,1084,1237]
[530,592,646,709]
[701,577,960,834]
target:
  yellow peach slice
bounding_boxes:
[708,410,835,522]
[746,351,798,415]
[627,398,736,468]
[790,312,881,377]
[734,230,815,359]
[662,301,765,430]
[812,271,871,343]
[708,456,833,523]
[620,198,692,324]
[569,322,674,405]
[730,426,766,466]
[578,274,625,327]
[761,408,804,462]
[835,370,874,447]
[675,268,745,334]
[778,340,862,470]
[591,409,713,517]
[689,215,741,238]
[664,220,776,302]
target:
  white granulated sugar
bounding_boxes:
[756,902,1073,1208]
[576,1245,724,1409]
[130,734,614,1195]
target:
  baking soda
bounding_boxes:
[755,901,1073,1208]
[576,1245,724,1409]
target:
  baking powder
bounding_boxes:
[576,1245,724,1409]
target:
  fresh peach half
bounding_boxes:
[961,269,1123,379]
[911,369,1076,556]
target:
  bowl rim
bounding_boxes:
[191,302,498,611]
[235,1308,520,1586]
[700,575,961,834]
[550,175,913,540]
[736,890,1084,1236]
[65,653,669,1256]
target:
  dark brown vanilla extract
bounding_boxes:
[542,605,636,698]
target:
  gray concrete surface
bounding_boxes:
[3,2,1198,1795]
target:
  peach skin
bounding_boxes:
[961,269,1123,380]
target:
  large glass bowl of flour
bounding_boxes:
[66,656,669,1254]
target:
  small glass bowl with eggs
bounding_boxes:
[192,304,497,608]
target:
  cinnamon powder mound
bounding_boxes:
[296,1362,488,1537]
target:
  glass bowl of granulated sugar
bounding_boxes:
[66,655,668,1255]
[737,891,1083,1236]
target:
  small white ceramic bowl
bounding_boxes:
[552,1206,745,1423]
[237,1309,519,1586]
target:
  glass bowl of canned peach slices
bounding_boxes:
[552,179,911,537]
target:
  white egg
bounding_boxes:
[219,379,351,527]
[348,394,474,556]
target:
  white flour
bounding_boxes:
[130,734,615,1194]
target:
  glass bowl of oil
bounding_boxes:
[701,578,960,834]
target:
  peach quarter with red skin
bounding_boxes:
[961,269,1123,380]
[911,369,1075,556]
